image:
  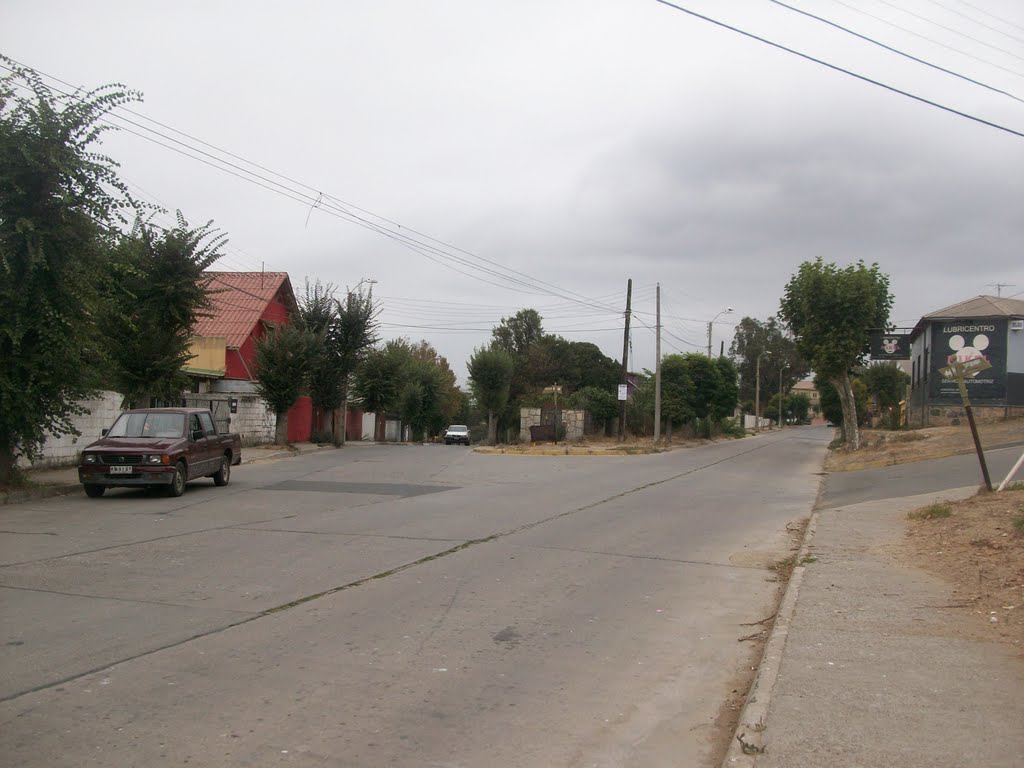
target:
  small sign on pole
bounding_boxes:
[617,384,628,401]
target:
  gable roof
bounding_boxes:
[195,272,295,348]
[922,295,1024,319]
[911,295,1024,338]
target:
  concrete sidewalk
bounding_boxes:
[725,487,1024,767]
[2,442,339,505]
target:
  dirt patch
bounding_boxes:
[903,486,1024,651]
[825,419,1023,472]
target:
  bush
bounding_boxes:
[718,417,747,438]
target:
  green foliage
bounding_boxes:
[354,339,411,417]
[252,324,315,417]
[816,377,869,427]
[467,345,514,444]
[780,259,892,380]
[788,393,811,422]
[780,258,892,449]
[103,214,224,405]
[660,355,696,428]
[729,316,808,404]
[908,503,952,520]
[712,356,740,420]
[398,359,446,441]
[0,61,141,479]
[566,385,618,428]
[492,308,544,357]
[859,361,909,411]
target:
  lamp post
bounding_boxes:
[755,351,766,433]
[706,307,734,358]
[779,363,790,430]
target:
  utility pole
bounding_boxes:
[654,283,662,442]
[755,352,765,433]
[618,279,633,441]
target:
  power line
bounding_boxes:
[951,0,1024,36]
[1,58,632,317]
[769,0,1024,104]
[921,0,1024,45]
[872,0,1024,62]
[652,1,1024,139]
[827,0,1024,80]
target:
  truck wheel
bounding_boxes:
[167,461,187,497]
[83,484,105,498]
[213,455,231,486]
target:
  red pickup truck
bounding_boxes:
[78,408,242,498]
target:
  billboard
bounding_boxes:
[928,319,1007,401]
[869,332,911,360]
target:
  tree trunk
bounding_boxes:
[832,374,860,450]
[487,410,497,446]
[337,401,347,447]
[0,443,16,486]
[331,407,343,447]
[275,411,289,445]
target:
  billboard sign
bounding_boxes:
[928,319,1007,401]
[869,332,911,360]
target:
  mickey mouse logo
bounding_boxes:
[948,334,989,364]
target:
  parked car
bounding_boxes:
[78,408,242,498]
[443,425,471,445]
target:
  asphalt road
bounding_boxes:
[0,428,829,767]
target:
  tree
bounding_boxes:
[252,324,315,444]
[492,309,544,358]
[398,360,446,442]
[566,386,618,434]
[859,362,909,428]
[104,214,224,406]
[411,340,462,430]
[816,376,869,431]
[788,393,811,423]
[323,286,378,444]
[712,356,740,422]
[729,316,808,406]
[298,277,341,421]
[0,61,140,483]
[467,345,514,445]
[780,259,892,450]
[660,355,695,441]
[353,339,413,441]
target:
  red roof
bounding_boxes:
[195,272,295,348]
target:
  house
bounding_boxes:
[790,378,820,415]
[185,272,313,443]
[906,295,1024,426]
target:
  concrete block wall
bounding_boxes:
[19,390,124,469]
[229,395,276,446]
[519,408,586,442]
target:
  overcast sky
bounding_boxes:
[5,0,1023,382]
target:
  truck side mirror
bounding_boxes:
[101,428,108,437]
[192,429,204,441]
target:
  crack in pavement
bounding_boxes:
[516,543,770,570]
[0,583,260,614]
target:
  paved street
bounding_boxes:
[1,430,828,767]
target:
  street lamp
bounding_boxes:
[755,351,766,433]
[779,363,790,430]
[706,307,734,358]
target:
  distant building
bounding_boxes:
[906,295,1024,426]
[790,378,820,412]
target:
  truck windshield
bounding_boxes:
[107,412,185,439]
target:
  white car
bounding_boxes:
[444,425,470,445]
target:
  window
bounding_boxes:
[199,412,216,436]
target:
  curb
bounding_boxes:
[721,510,820,766]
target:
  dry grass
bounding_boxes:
[904,485,1024,650]
[826,419,1024,472]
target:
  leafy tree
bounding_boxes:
[467,345,514,445]
[712,356,740,422]
[660,355,695,440]
[569,341,621,393]
[566,386,618,434]
[780,259,892,450]
[323,286,379,444]
[492,308,544,358]
[0,61,140,483]
[253,324,316,444]
[411,340,462,429]
[298,278,340,418]
[398,359,446,441]
[104,214,224,406]
[627,371,655,437]
[789,393,811,422]
[860,362,909,427]
[729,316,808,406]
[354,339,413,441]
[816,376,869,431]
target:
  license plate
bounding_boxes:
[109,465,134,475]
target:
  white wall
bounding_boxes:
[19,390,123,469]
